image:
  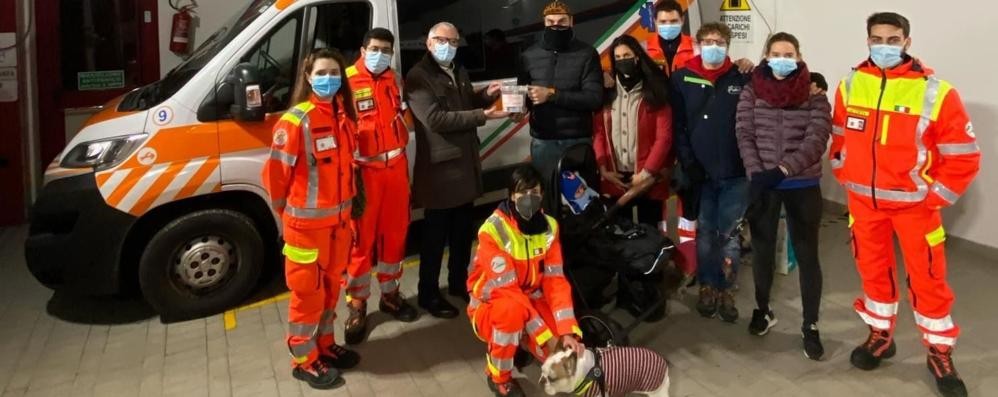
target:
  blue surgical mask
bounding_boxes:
[432,42,457,65]
[364,50,392,75]
[767,57,798,77]
[657,24,682,41]
[870,44,903,69]
[701,45,727,65]
[311,75,341,98]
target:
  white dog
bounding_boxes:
[540,345,670,397]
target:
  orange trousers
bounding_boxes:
[848,198,959,346]
[284,224,352,367]
[346,158,410,300]
[470,293,560,383]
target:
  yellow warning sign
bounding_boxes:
[720,0,751,11]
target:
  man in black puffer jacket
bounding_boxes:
[517,1,603,204]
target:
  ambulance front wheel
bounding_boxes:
[139,209,264,321]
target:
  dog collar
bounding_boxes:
[571,349,606,396]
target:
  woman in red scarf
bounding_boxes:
[735,32,831,361]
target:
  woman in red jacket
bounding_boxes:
[593,35,673,319]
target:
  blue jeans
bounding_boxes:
[530,136,593,191]
[696,177,749,290]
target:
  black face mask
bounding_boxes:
[615,58,639,78]
[542,26,574,50]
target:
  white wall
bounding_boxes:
[157,0,251,77]
[697,0,996,248]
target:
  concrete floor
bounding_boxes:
[1,210,997,397]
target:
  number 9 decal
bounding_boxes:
[153,106,174,126]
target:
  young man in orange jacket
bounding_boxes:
[343,28,418,345]
[829,12,980,397]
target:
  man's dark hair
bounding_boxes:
[655,0,685,19]
[362,27,395,47]
[866,12,910,38]
[696,22,732,43]
[509,165,543,195]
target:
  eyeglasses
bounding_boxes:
[431,36,460,46]
[699,39,728,47]
[366,46,394,55]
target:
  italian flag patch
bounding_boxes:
[894,105,911,113]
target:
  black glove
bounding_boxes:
[750,167,787,189]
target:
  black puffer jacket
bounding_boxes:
[518,39,603,140]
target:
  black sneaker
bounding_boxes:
[487,376,525,397]
[718,289,738,323]
[344,300,367,345]
[802,323,824,361]
[748,309,778,336]
[292,361,345,390]
[318,344,361,369]
[928,345,968,397]
[696,286,718,318]
[850,327,896,370]
[380,291,419,322]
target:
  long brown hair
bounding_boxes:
[290,48,356,122]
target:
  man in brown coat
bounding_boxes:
[405,22,507,318]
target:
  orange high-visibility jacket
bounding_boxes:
[262,95,357,229]
[346,60,408,163]
[468,206,581,341]
[646,33,695,75]
[829,59,980,210]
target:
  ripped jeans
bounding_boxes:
[696,177,749,290]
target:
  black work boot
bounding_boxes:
[318,344,361,370]
[380,291,419,322]
[487,376,525,397]
[344,300,367,345]
[927,345,968,397]
[718,289,739,323]
[292,360,345,390]
[850,326,897,370]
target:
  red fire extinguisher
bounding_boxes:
[170,0,197,55]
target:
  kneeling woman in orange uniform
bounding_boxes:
[262,48,360,390]
[467,165,584,397]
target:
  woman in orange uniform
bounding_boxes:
[262,48,360,390]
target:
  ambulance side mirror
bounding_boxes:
[226,63,265,122]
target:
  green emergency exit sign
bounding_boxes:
[78,70,125,91]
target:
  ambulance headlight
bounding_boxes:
[60,134,149,170]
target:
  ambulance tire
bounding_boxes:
[140,209,264,321]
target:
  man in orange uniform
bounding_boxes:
[829,13,980,397]
[468,166,583,397]
[343,28,418,345]
[263,48,361,390]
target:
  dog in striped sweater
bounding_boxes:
[540,343,670,397]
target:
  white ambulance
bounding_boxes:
[25,0,701,319]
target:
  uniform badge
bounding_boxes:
[357,98,376,112]
[353,87,373,100]
[966,121,976,138]
[894,105,911,113]
[533,248,543,256]
[491,257,507,274]
[273,129,288,146]
[727,85,742,95]
[315,136,337,152]
[846,116,866,131]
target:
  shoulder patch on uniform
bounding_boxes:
[491,257,507,274]
[273,129,288,146]
[346,65,359,78]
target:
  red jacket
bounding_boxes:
[646,33,695,75]
[829,58,980,210]
[346,59,408,166]
[262,95,356,229]
[593,97,673,200]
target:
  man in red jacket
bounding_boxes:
[829,12,980,397]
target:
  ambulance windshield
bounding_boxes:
[123,0,276,110]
